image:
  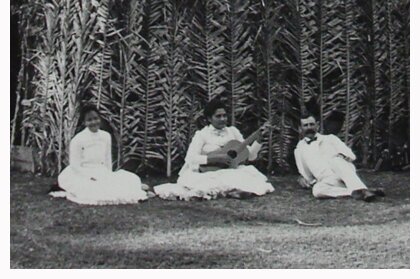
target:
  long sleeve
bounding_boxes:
[231,127,261,161]
[105,133,113,171]
[184,131,208,166]
[294,145,312,182]
[69,137,87,177]
[329,135,356,161]
[248,142,262,161]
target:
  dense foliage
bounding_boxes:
[11,0,409,176]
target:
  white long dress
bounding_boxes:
[50,128,148,205]
[154,125,275,200]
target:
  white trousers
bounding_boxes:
[312,157,367,198]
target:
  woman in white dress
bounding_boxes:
[154,99,275,200]
[49,105,148,205]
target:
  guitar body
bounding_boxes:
[197,121,275,173]
[199,140,250,172]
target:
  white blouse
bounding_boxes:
[179,125,262,176]
[294,133,356,181]
[69,128,113,176]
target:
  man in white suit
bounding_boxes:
[294,113,384,201]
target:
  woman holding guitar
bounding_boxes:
[154,99,275,200]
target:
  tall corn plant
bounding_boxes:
[89,0,115,109]
[251,0,282,172]
[25,1,60,174]
[319,0,348,133]
[345,0,377,167]
[135,0,167,172]
[273,0,305,171]
[11,2,44,146]
[222,0,254,127]
[156,0,191,177]
[188,0,227,105]
[403,0,409,106]
[372,0,392,160]
[103,0,149,169]
[13,0,410,175]
[387,0,409,150]
[299,0,321,106]
[337,0,370,149]
[50,0,72,172]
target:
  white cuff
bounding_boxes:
[196,155,208,165]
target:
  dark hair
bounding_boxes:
[303,96,320,121]
[204,99,227,119]
[300,111,317,121]
[80,104,100,121]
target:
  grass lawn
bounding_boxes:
[10,170,409,268]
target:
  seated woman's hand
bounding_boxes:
[207,153,233,166]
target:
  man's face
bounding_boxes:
[300,116,318,139]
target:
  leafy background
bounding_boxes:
[10,0,409,177]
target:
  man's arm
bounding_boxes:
[294,146,312,182]
[330,135,356,161]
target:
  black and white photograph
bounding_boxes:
[8,0,411,269]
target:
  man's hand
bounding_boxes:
[337,153,352,162]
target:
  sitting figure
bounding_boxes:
[49,105,148,205]
[154,99,275,200]
[294,112,384,201]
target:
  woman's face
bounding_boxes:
[84,111,101,132]
[209,108,227,130]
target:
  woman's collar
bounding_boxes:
[84,127,100,134]
[209,124,227,132]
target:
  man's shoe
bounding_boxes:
[351,189,376,202]
[369,187,385,197]
[351,189,364,200]
[363,190,376,202]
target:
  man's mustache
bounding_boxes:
[304,129,316,135]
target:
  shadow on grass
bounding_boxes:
[10,170,409,268]
[12,243,246,269]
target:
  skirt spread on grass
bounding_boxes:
[50,165,148,205]
[154,165,275,201]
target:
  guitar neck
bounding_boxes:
[238,127,262,150]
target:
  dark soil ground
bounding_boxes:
[10,171,409,268]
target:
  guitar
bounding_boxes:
[199,122,273,172]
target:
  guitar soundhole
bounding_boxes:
[227,150,237,159]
